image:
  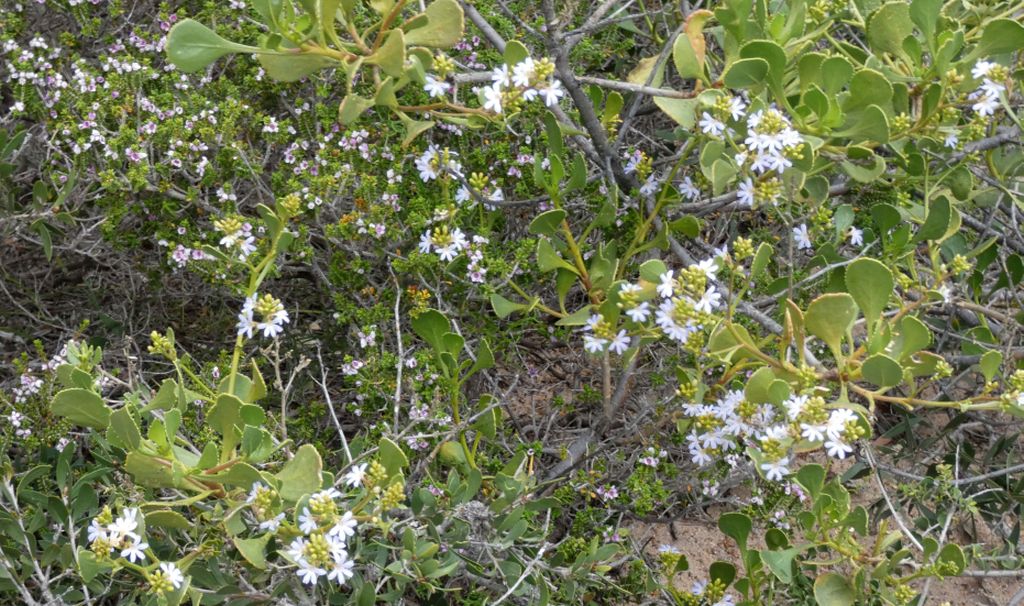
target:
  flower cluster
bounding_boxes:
[215,216,257,261]
[281,487,357,586]
[87,506,156,569]
[682,390,864,482]
[415,145,462,182]
[236,293,290,339]
[580,255,723,355]
[479,56,565,114]
[968,60,1008,117]
[418,225,469,262]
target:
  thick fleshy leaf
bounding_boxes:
[805,293,858,360]
[166,19,259,72]
[403,0,465,48]
[845,257,893,330]
[52,388,111,430]
[276,444,323,501]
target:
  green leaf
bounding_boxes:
[762,547,801,584]
[77,548,113,583]
[837,104,890,143]
[845,69,892,112]
[366,29,405,77]
[937,544,966,575]
[974,18,1024,57]
[669,215,701,238]
[820,56,853,95]
[653,97,697,128]
[914,196,955,243]
[276,444,323,502]
[166,19,259,72]
[198,461,264,489]
[503,40,530,66]
[841,153,885,183]
[537,238,579,274]
[529,209,567,237]
[412,309,451,352]
[52,388,111,430]
[124,452,179,489]
[234,534,271,570]
[556,306,595,327]
[909,0,941,43]
[867,2,914,56]
[257,52,336,82]
[979,350,1002,382]
[108,407,141,450]
[465,339,494,378]
[673,30,703,79]
[338,94,375,124]
[718,512,752,552]
[795,464,826,500]
[845,257,892,331]
[861,354,903,387]
[805,294,858,360]
[146,510,192,531]
[814,573,855,606]
[378,437,409,477]
[751,242,773,280]
[722,58,769,88]
[490,294,527,319]
[397,113,435,147]
[403,0,465,48]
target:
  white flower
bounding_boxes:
[938,283,953,303]
[416,148,440,181]
[971,60,997,80]
[537,79,564,107]
[825,438,853,459]
[423,74,450,98]
[844,226,862,247]
[512,57,535,87]
[328,550,355,585]
[88,518,107,542]
[298,508,318,534]
[726,96,747,121]
[297,559,327,585]
[258,309,289,339]
[699,112,726,137]
[418,230,433,254]
[944,132,959,149]
[800,422,826,443]
[826,408,857,440]
[160,562,185,589]
[328,511,358,542]
[793,224,812,250]
[344,463,368,487]
[491,64,511,86]
[625,301,651,323]
[761,457,790,481]
[483,84,503,113]
[657,270,676,298]
[695,258,719,282]
[259,513,285,532]
[287,537,307,562]
[972,92,999,117]
[655,298,699,343]
[784,395,808,420]
[108,508,140,541]
[120,537,148,563]
[737,178,755,207]
[583,334,608,353]
[640,175,659,197]
[680,176,700,200]
[608,330,631,355]
[695,285,721,313]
